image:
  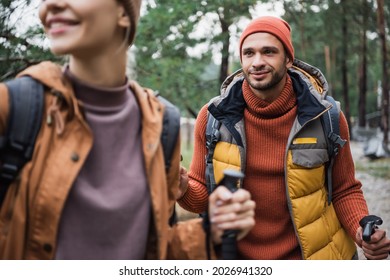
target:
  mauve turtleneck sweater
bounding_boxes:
[55,69,150,260]
[180,76,368,259]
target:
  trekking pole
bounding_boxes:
[219,169,245,260]
[359,215,383,242]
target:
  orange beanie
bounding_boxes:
[239,16,294,62]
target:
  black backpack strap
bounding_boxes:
[155,93,180,226]
[203,112,221,259]
[0,76,44,206]
[205,113,221,194]
[157,95,181,172]
[322,95,346,204]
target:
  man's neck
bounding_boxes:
[251,74,289,103]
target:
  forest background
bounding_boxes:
[1,0,390,146]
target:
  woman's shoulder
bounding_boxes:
[16,61,63,79]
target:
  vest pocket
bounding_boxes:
[291,148,329,168]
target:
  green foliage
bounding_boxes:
[0,0,59,81]
[277,0,383,118]
[134,0,255,117]
[0,0,389,125]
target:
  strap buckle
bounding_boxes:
[0,163,19,181]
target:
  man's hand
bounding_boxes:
[208,186,255,245]
[356,227,390,259]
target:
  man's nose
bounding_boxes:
[252,53,266,68]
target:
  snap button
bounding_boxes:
[43,243,52,253]
[71,152,80,162]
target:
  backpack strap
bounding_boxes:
[322,95,346,204]
[156,94,181,172]
[0,76,44,206]
[205,113,221,194]
[203,112,221,259]
[155,93,181,226]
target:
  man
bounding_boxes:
[178,16,390,260]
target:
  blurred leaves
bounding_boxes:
[134,0,255,117]
[0,0,59,81]
[1,0,389,124]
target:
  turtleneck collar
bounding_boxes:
[242,75,296,118]
[64,66,129,108]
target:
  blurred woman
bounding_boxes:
[0,0,255,259]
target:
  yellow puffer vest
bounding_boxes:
[206,60,357,259]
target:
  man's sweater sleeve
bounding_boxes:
[178,104,209,214]
[331,111,369,242]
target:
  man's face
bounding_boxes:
[241,32,292,102]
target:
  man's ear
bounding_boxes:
[118,7,130,28]
[286,56,293,68]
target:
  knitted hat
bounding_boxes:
[239,16,294,62]
[120,0,142,45]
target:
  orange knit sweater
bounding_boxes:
[178,76,368,259]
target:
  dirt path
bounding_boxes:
[350,141,390,260]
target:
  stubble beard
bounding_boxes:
[244,67,286,92]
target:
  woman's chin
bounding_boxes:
[49,44,71,56]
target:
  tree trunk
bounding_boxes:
[219,17,230,86]
[341,2,352,136]
[324,45,332,95]
[298,0,306,61]
[358,0,368,128]
[377,0,389,145]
